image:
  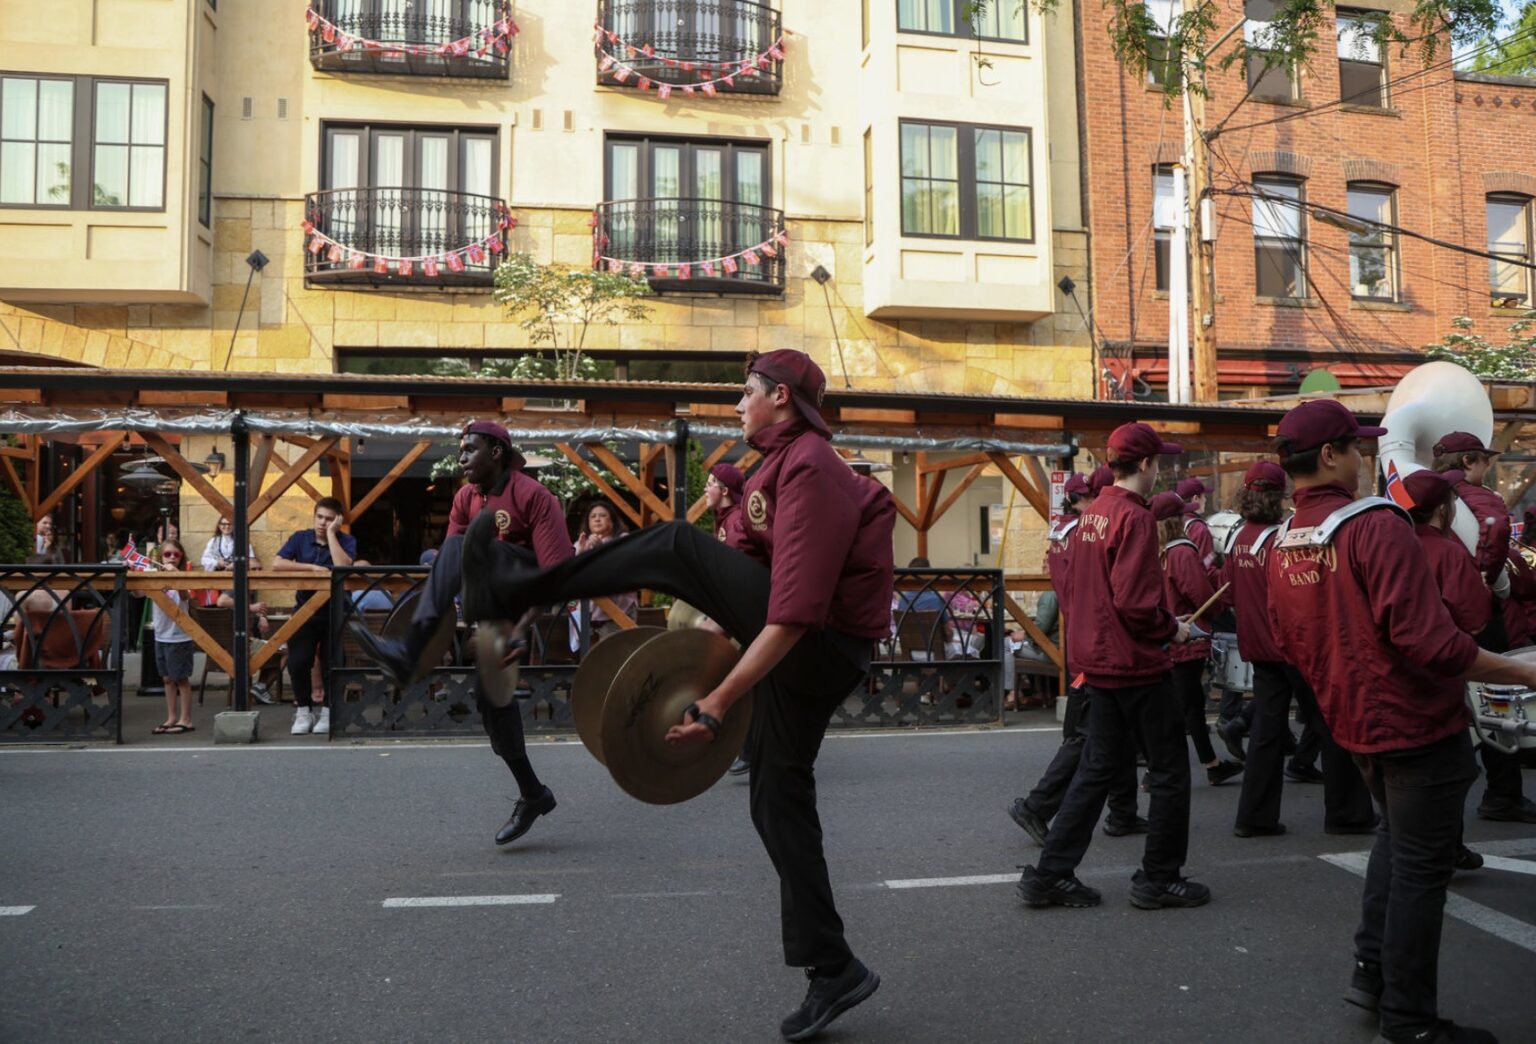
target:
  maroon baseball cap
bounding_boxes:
[709,462,745,497]
[462,420,526,468]
[1150,491,1186,521]
[1402,469,1455,513]
[1243,461,1287,492]
[1175,477,1211,500]
[1107,422,1182,464]
[747,349,830,437]
[1433,431,1498,457]
[1063,473,1091,497]
[1088,465,1114,495]
[1275,400,1386,455]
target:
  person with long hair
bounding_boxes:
[572,500,638,643]
[148,539,196,735]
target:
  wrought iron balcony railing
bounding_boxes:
[303,188,510,289]
[595,197,786,294]
[595,0,784,96]
[308,0,515,80]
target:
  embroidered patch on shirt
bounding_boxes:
[747,490,770,531]
[495,509,511,533]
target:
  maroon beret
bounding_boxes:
[1243,461,1287,492]
[462,420,526,468]
[1402,469,1455,513]
[1175,477,1212,500]
[1088,465,1114,495]
[1107,422,1182,464]
[709,463,745,497]
[1276,400,1386,455]
[1063,473,1091,497]
[1433,431,1497,457]
[748,349,830,437]
[1150,491,1186,521]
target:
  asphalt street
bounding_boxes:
[3,723,1534,1043]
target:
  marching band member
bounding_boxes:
[1010,467,1145,846]
[1018,423,1207,912]
[1227,461,1374,838]
[1175,477,1217,571]
[1266,400,1536,1044]
[458,350,893,1042]
[708,462,745,542]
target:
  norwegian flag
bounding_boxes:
[372,255,389,275]
[308,235,326,255]
[327,243,343,264]
[657,83,672,100]
[446,251,466,273]
[701,82,717,98]
[120,540,155,572]
[721,256,738,275]
[1384,461,1416,510]
[397,257,413,277]
[1514,521,1526,543]
[423,255,440,278]
[465,241,485,264]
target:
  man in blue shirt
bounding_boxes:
[272,497,357,735]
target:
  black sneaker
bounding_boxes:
[1215,718,1247,762]
[1454,844,1484,872]
[1207,761,1244,786]
[1103,816,1150,837]
[1016,865,1102,908]
[1008,798,1049,846]
[1233,822,1287,838]
[1325,818,1379,836]
[1285,761,1325,784]
[1129,871,1211,909]
[1345,958,1382,1013]
[728,755,750,777]
[1475,798,1536,824]
[1376,1019,1499,1043]
[348,622,417,690]
[779,959,880,1042]
[495,786,556,846]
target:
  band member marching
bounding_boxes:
[708,462,745,542]
[455,350,893,1042]
[352,421,572,846]
[1175,477,1217,571]
[1265,400,1536,1044]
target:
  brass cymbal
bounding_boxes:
[569,625,665,765]
[473,620,523,709]
[665,599,707,631]
[599,629,748,805]
[382,591,458,688]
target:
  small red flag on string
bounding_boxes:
[397,257,413,277]
[722,75,735,88]
[625,44,637,58]
[301,219,315,234]
[466,242,485,264]
[606,29,619,44]
[642,43,655,57]
[322,23,336,43]
[683,85,696,97]
[664,57,678,67]
[607,259,622,274]
[657,83,672,100]
[305,8,320,30]
[615,65,632,82]
[768,44,786,61]
[701,261,716,277]
[486,236,503,255]
[628,263,646,279]
[762,242,778,258]
[308,236,326,255]
[701,82,717,97]
[677,263,691,280]
[348,251,366,270]
[775,230,790,245]
[326,243,343,264]
[423,256,440,277]
[743,248,760,266]
[338,33,354,52]
[757,54,771,69]
[681,61,694,72]
[637,76,651,91]
[722,256,738,274]
[372,255,389,275]
[446,251,465,273]
[599,55,615,72]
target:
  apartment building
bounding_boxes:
[1079,0,1536,397]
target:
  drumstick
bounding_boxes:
[1185,583,1230,624]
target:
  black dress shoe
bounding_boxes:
[461,512,508,624]
[495,786,556,846]
[1376,1019,1499,1043]
[1285,761,1325,784]
[1207,761,1244,786]
[1233,822,1287,838]
[1324,818,1379,836]
[348,623,416,690]
[1103,816,1150,837]
[1475,797,1536,824]
[1344,957,1381,1012]
[1215,718,1247,762]
[1008,798,1049,846]
[779,959,880,1042]
[1454,844,1484,871]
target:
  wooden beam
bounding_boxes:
[588,443,673,520]
[916,451,993,475]
[145,591,235,677]
[139,432,236,521]
[888,490,922,530]
[929,464,987,526]
[1022,455,1051,494]
[1492,419,1526,454]
[332,454,351,515]
[247,436,338,523]
[0,455,31,514]
[701,440,736,471]
[249,593,329,672]
[988,453,1049,520]
[294,476,324,503]
[916,468,948,531]
[593,596,635,629]
[249,435,275,499]
[349,441,431,522]
[35,438,119,521]
[553,444,644,527]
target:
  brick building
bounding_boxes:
[1078,0,1536,397]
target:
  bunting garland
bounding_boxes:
[303,205,515,278]
[592,21,790,97]
[592,218,790,280]
[305,3,518,60]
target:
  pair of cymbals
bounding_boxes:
[382,591,458,688]
[571,627,749,805]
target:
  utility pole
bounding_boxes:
[1167,162,1190,405]
[1185,83,1218,403]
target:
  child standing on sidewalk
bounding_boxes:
[150,539,196,735]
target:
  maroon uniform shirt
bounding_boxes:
[1182,508,1216,570]
[727,418,895,639]
[1218,520,1284,664]
[1414,523,1492,637]
[1162,541,1214,664]
[1266,482,1478,754]
[447,469,573,569]
[1453,478,1511,588]
[1502,545,1536,647]
[714,501,741,543]
[1067,485,1178,688]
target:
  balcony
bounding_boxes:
[307,0,516,80]
[303,188,511,289]
[595,198,786,295]
[595,0,784,97]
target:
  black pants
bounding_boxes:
[476,520,863,969]
[286,611,329,709]
[1291,719,1320,769]
[1173,659,1218,764]
[1234,662,1374,831]
[1353,730,1478,1036]
[407,534,540,789]
[1039,677,1190,884]
[1023,687,1140,826]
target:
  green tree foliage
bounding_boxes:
[1469,1,1536,75]
[0,487,32,564]
[1425,312,1536,380]
[491,253,653,381]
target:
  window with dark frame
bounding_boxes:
[0,75,74,206]
[93,80,167,209]
[1153,164,1176,292]
[198,95,213,228]
[896,0,1027,43]
[900,119,1033,242]
[1346,183,1396,301]
[863,129,874,247]
[1337,11,1387,107]
[1252,174,1306,298]
[1488,193,1534,306]
[1245,0,1299,103]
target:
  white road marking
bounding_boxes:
[884,873,1018,890]
[0,906,36,916]
[1480,855,1536,877]
[1320,852,1536,955]
[381,894,558,908]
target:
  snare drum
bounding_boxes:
[1209,631,1253,693]
[1466,682,1536,755]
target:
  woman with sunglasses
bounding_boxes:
[149,539,197,735]
[201,517,261,572]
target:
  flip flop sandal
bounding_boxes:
[163,724,191,734]
[152,724,175,735]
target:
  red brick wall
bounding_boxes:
[1078,0,1536,394]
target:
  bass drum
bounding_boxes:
[1207,510,1243,557]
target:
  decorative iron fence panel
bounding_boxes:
[596,0,783,95]
[596,197,786,293]
[304,188,509,288]
[0,565,125,743]
[310,0,513,79]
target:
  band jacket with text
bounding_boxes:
[1182,507,1217,571]
[728,417,896,639]
[1266,483,1478,754]
[713,501,741,544]
[1162,541,1214,664]
[1046,518,1076,674]
[1454,477,1512,589]
[1415,523,1492,638]
[1219,520,1284,664]
[448,469,574,568]
[1066,485,1177,688]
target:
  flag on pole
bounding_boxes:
[120,540,155,572]
[1384,461,1416,510]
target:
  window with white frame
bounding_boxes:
[93,80,167,209]
[1488,194,1533,306]
[1153,164,1176,292]
[0,76,74,206]
[1337,11,1387,107]
[1346,183,1396,301]
[1245,0,1299,102]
